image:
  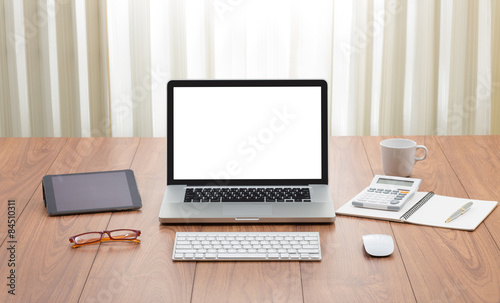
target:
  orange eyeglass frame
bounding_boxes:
[69,229,141,248]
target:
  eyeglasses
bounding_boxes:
[69,229,141,248]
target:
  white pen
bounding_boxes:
[445,202,473,223]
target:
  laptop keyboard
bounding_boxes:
[183,187,311,202]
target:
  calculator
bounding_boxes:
[351,175,421,211]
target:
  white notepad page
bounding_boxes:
[336,192,498,231]
[407,193,497,230]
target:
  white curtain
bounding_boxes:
[1,0,499,137]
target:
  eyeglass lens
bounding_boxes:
[74,233,102,245]
[109,230,138,240]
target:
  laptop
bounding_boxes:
[159,79,335,223]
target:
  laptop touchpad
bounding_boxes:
[223,205,272,216]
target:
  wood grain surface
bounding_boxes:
[0,138,66,241]
[436,136,500,245]
[1,137,499,303]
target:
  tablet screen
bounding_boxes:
[43,170,142,215]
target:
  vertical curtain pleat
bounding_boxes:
[107,0,133,137]
[463,1,480,134]
[437,0,453,135]
[149,0,169,137]
[23,0,44,136]
[403,0,439,135]
[73,0,91,136]
[87,0,109,137]
[439,0,478,135]
[369,0,384,135]
[185,0,214,78]
[166,0,187,78]
[55,0,81,136]
[475,0,491,135]
[377,0,407,135]
[491,0,500,135]
[4,0,31,136]
[39,0,61,137]
[331,0,354,135]
[130,0,152,137]
[350,0,373,136]
[0,0,12,136]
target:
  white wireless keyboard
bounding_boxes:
[172,232,321,261]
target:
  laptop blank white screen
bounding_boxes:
[173,86,322,180]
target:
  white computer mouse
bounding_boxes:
[362,234,394,257]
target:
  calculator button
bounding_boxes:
[390,200,400,204]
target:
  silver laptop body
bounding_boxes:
[159,80,335,223]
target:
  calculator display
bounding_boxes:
[376,178,414,187]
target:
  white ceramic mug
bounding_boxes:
[380,139,427,177]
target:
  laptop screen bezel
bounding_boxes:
[167,79,328,186]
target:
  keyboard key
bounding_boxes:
[222,198,265,202]
[298,249,320,254]
[218,254,268,260]
[177,249,196,254]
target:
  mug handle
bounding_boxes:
[415,145,427,161]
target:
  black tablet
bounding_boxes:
[42,170,142,216]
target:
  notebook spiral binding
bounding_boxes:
[400,191,435,221]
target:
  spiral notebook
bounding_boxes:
[336,192,498,231]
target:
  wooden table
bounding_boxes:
[1,136,499,302]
